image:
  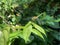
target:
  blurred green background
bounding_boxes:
[0,0,60,45]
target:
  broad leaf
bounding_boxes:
[51,31,60,41]
[23,22,32,43]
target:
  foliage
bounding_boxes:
[0,0,60,45]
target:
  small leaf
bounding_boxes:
[31,29,45,41]
[32,22,47,37]
[23,22,32,43]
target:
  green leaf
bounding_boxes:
[9,31,21,38]
[9,31,23,45]
[31,29,45,41]
[48,22,60,29]
[0,31,4,45]
[9,31,23,41]
[2,30,10,45]
[32,22,47,37]
[51,31,60,41]
[55,19,60,22]
[23,22,32,43]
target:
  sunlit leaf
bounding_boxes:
[23,24,32,43]
[22,21,32,43]
[9,31,21,38]
[32,22,47,37]
[31,29,45,41]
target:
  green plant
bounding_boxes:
[0,0,60,45]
